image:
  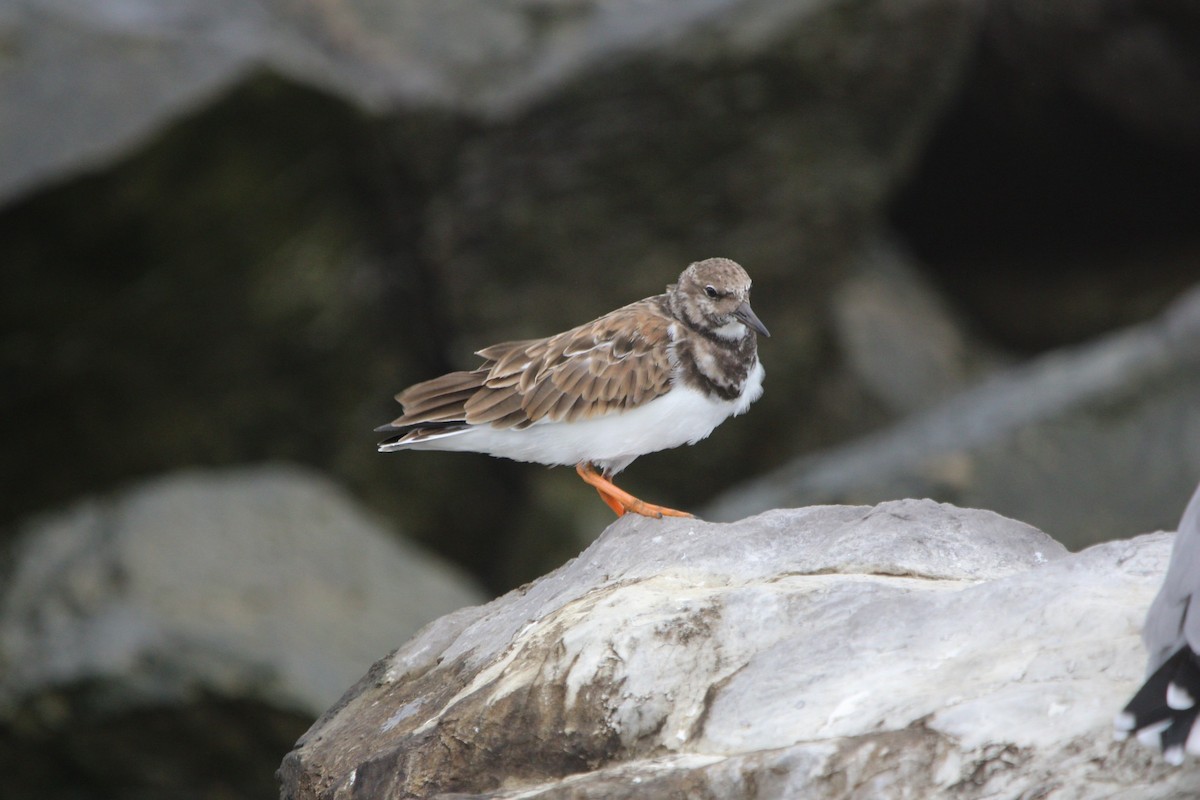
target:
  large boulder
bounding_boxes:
[0,0,978,203]
[280,501,1193,798]
[710,283,1200,551]
[0,466,485,799]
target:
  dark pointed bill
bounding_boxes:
[734,301,770,337]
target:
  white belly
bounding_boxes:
[406,359,764,474]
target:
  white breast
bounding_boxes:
[404,358,765,475]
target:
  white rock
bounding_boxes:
[281,500,1199,798]
[0,465,485,717]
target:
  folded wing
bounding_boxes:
[377,299,675,447]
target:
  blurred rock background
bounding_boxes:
[1,0,1199,797]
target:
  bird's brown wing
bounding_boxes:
[386,368,489,426]
[385,298,676,434]
[470,299,676,428]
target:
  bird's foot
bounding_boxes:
[575,463,694,519]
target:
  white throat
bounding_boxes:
[712,319,747,340]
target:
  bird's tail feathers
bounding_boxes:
[1115,646,1200,763]
[376,421,470,451]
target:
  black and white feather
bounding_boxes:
[1115,481,1200,764]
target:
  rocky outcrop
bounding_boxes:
[709,283,1200,551]
[7,1,1200,795]
[280,501,1193,799]
[0,466,485,799]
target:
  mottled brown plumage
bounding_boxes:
[391,298,675,436]
[377,257,768,518]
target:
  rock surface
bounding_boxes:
[280,501,1195,798]
[0,465,485,799]
[0,0,977,203]
[710,283,1200,551]
[831,233,1005,415]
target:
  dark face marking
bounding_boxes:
[663,258,762,401]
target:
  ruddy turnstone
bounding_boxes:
[376,257,768,518]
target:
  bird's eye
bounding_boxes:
[704,285,719,298]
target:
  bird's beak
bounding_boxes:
[734,301,770,337]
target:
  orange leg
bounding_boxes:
[575,463,694,519]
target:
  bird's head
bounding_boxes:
[670,257,770,340]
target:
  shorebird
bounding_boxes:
[376,257,768,518]
[1115,480,1200,763]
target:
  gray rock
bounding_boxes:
[0,0,978,205]
[0,0,418,204]
[831,233,1006,415]
[708,283,1200,550]
[282,501,1194,798]
[0,465,485,797]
